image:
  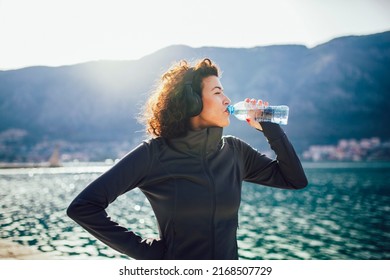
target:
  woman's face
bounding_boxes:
[190,75,231,130]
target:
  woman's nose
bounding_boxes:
[224,95,231,105]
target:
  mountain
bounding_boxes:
[1,31,390,161]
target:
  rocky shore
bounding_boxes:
[0,239,57,260]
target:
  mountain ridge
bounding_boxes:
[1,31,389,161]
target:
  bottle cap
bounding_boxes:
[226,105,234,115]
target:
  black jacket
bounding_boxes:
[67,123,308,259]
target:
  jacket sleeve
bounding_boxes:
[66,142,165,259]
[240,122,308,189]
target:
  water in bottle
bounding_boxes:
[227,101,289,125]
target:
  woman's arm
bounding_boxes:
[66,142,165,259]
[240,122,308,189]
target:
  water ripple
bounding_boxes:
[1,163,389,259]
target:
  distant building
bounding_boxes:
[302,137,389,161]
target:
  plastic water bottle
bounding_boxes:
[227,101,289,125]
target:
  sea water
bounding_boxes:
[0,162,389,259]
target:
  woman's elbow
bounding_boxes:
[292,176,308,190]
[66,200,80,221]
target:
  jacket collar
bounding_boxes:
[167,127,223,157]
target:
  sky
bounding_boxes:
[1,0,390,70]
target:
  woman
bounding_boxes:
[67,58,308,260]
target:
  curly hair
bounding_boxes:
[142,58,220,139]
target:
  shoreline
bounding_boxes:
[0,239,59,260]
[0,239,116,260]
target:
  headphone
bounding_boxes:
[183,68,203,117]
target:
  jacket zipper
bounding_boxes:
[202,131,217,259]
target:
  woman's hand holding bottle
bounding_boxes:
[244,98,269,131]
